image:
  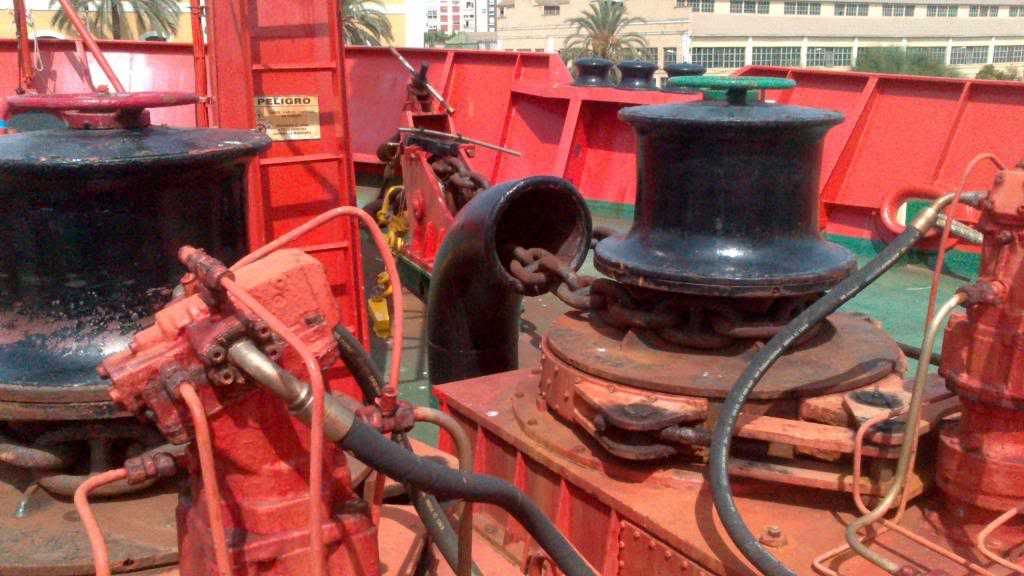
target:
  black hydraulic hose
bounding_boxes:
[708,226,926,576]
[340,417,596,576]
[332,326,482,576]
[896,341,942,366]
[234,336,595,576]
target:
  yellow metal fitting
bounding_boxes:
[368,296,391,340]
[376,272,393,298]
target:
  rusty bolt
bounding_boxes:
[377,386,399,416]
[252,321,272,340]
[648,539,656,549]
[207,344,226,364]
[758,525,787,548]
[264,343,282,360]
[995,173,1005,186]
[998,230,1015,244]
[215,367,236,386]
[896,566,919,576]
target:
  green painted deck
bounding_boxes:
[356,189,974,445]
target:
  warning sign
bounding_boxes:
[254,95,321,141]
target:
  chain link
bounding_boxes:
[431,156,489,213]
[506,245,819,349]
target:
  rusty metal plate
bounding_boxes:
[546,312,901,400]
[0,464,178,575]
[438,371,983,576]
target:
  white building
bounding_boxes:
[427,0,495,33]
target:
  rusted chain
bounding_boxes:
[505,245,823,350]
[0,430,72,470]
[431,156,489,212]
[31,422,166,497]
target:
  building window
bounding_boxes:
[664,47,678,65]
[807,46,852,66]
[968,4,998,15]
[950,45,989,64]
[441,5,448,11]
[453,5,460,11]
[731,0,771,12]
[926,4,958,16]
[680,0,715,11]
[784,1,821,14]
[752,46,801,66]
[638,47,658,62]
[882,3,914,15]
[543,5,559,14]
[907,45,948,61]
[427,9,438,17]
[1012,6,1024,15]
[692,47,746,68]
[835,2,869,15]
[993,45,1024,62]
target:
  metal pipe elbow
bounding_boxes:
[427,176,592,386]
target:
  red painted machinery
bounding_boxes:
[426,77,1024,576]
[367,52,702,282]
[102,247,378,576]
[368,53,493,276]
[7,3,1024,576]
[63,71,1024,576]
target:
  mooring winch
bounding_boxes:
[0,90,268,573]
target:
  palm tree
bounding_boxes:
[342,0,394,47]
[51,0,180,41]
[562,0,646,63]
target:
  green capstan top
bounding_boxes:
[669,75,796,105]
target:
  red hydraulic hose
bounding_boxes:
[74,468,129,576]
[180,383,232,576]
[52,0,126,93]
[231,206,404,392]
[220,206,404,576]
[220,277,330,576]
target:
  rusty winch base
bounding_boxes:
[436,372,990,575]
